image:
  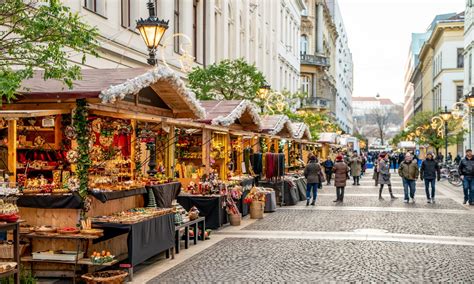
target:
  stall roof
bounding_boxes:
[260,115,295,138]
[291,122,312,140]
[318,132,338,143]
[0,109,70,118]
[18,67,205,119]
[197,100,261,130]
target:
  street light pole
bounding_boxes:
[440,106,452,164]
[464,92,474,150]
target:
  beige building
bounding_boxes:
[299,0,338,117]
[64,0,305,93]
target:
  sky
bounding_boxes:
[338,0,466,103]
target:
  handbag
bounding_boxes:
[318,169,326,183]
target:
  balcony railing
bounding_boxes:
[300,97,329,109]
[300,53,330,67]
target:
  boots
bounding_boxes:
[311,199,316,206]
[306,199,310,206]
[389,185,397,199]
[379,186,384,200]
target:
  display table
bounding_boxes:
[93,213,174,268]
[0,221,21,284]
[294,178,307,201]
[264,191,277,212]
[146,182,181,208]
[90,187,147,203]
[17,193,83,209]
[258,180,298,206]
[176,195,227,229]
[174,217,206,254]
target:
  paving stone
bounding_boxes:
[149,238,474,283]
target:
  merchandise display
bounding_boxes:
[91,207,174,224]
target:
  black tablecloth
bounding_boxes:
[146,182,181,208]
[240,178,255,188]
[90,187,147,203]
[93,213,174,266]
[258,180,298,206]
[177,195,227,229]
[236,190,250,217]
[295,178,307,201]
[17,193,83,209]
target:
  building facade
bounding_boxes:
[464,0,474,150]
[64,0,305,93]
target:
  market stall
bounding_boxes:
[0,67,206,279]
[288,122,312,171]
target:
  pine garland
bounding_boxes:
[73,99,91,199]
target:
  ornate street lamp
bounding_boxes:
[440,106,452,163]
[336,130,342,135]
[258,83,271,113]
[136,0,169,66]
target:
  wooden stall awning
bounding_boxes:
[260,115,295,138]
[318,132,338,144]
[17,67,205,119]
[0,109,70,118]
[291,122,312,140]
[197,100,261,130]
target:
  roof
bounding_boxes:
[260,115,295,138]
[318,132,338,143]
[18,67,205,119]
[352,97,394,105]
[291,122,312,140]
[197,100,261,129]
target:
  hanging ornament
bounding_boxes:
[64,125,77,140]
[66,150,79,163]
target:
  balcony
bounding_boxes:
[299,97,330,110]
[300,53,330,67]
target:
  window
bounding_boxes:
[457,48,464,68]
[301,75,311,96]
[121,0,139,29]
[84,0,106,17]
[457,85,464,102]
[174,0,180,54]
[300,35,308,55]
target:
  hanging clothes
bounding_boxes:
[251,153,263,175]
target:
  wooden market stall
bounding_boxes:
[289,122,312,171]
[0,67,207,280]
[260,115,295,169]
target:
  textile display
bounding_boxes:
[243,148,252,174]
[146,182,181,208]
[93,213,174,266]
[177,195,228,229]
[264,191,277,212]
[294,178,307,201]
[250,153,263,175]
[265,153,285,180]
[258,180,298,205]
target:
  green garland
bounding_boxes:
[73,99,91,199]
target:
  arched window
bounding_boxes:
[300,35,308,55]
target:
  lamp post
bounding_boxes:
[258,84,271,113]
[136,0,169,66]
[465,93,474,150]
[440,106,452,163]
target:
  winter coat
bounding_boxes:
[377,159,391,185]
[459,156,474,177]
[398,160,419,180]
[322,159,334,173]
[304,162,323,184]
[349,156,362,177]
[333,161,349,187]
[420,158,440,180]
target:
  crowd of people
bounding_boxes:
[303,149,474,206]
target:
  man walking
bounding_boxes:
[420,152,440,203]
[322,156,334,185]
[398,153,419,203]
[459,149,474,205]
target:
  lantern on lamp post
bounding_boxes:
[439,106,452,163]
[258,84,271,113]
[136,0,169,66]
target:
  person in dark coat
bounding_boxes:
[399,153,419,203]
[322,157,334,185]
[454,154,462,165]
[420,151,441,203]
[349,151,362,185]
[459,149,474,205]
[333,155,349,203]
[378,152,396,199]
[304,155,323,206]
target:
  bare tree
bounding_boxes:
[369,107,390,145]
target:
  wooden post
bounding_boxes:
[130,119,137,179]
[166,125,176,177]
[202,129,211,177]
[54,115,62,150]
[7,120,17,182]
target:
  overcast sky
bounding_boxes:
[338,0,465,103]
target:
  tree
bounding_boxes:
[188,58,266,101]
[369,108,390,145]
[0,0,99,104]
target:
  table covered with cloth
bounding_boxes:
[258,179,299,206]
[177,195,228,229]
[93,213,174,266]
[293,178,307,201]
[146,182,181,208]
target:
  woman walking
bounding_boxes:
[304,155,324,206]
[349,151,362,185]
[378,152,396,199]
[333,155,350,203]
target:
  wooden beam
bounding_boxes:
[202,129,212,176]
[54,115,62,149]
[7,120,17,182]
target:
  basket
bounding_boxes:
[229,214,241,226]
[250,201,264,219]
[81,270,128,284]
[0,243,28,259]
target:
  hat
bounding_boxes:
[309,155,316,161]
[427,151,434,157]
[379,151,387,158]
[336,155,343,161]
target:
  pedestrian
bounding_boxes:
[322,156,334,185]
[389,153,396,172]
[304,155,324,206]
[333,154,350,203]
[447,152,453,164]
[420,152,441,203]
[378,152,396,200]
[349,151,362,185]
[373,155,380,186]
[458,149,474,205]
[398,152,405,168]
[360,154,367,177]
[398,152,419,203]
[454,153,462,165]
[436,152,444,164]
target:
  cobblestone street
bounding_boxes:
[138,173,474,283]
